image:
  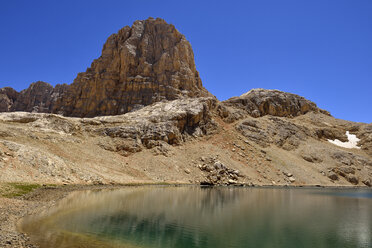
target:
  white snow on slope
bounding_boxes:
[328,131,361,149]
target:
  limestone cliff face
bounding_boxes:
[0,18,210,117]
[53,17,210,117]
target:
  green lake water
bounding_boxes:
[20,186,372,248]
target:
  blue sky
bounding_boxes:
[0,0,371,123]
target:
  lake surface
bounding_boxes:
[20,186,372,248]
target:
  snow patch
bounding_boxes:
[328,131,361,149]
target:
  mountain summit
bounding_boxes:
[0,18,210,117]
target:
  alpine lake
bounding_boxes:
[19,186,372,248]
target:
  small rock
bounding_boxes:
[288,177,296,183]
[327,172,339,181]
[232,148,236,152]
[214,161,224,170]
[283,172,293,177]
[337,166,356,176]
[200,181,213,186]
[233,170,240,176]
[346,175,359,185]
[184,169,190,174]
[228,179,237,185]
[362,178,371,187]
[251,109,260,118]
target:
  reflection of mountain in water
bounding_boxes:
[21,187,372,248]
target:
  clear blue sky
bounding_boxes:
[0,0,371,123]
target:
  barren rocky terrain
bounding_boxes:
[0,17,371,247]
[0,91,371,187]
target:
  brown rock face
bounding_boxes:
[0,87,19,112]
[54,17,210,117]
[12,82,68,113]
[0,82,68,113]
[0,18,210,117]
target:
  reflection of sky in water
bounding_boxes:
[21,187,372,248]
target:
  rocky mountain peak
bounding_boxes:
[55,17,211,117]
[0,17,211,117]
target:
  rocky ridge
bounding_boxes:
[218,88,329,122]
[0,92,371,187]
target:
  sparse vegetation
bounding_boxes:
[0,182,40,198]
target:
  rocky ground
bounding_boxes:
[0,91,371,187]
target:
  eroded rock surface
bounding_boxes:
[220,89,330,121]
[236,117,311,150]
[0,97,217,183]
[0,87,19,112]
[95,97,217,156]
[53,18,211,117]
[0,94,371,187]
[0,18,210,117]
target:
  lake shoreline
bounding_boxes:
[0,183,370,248]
